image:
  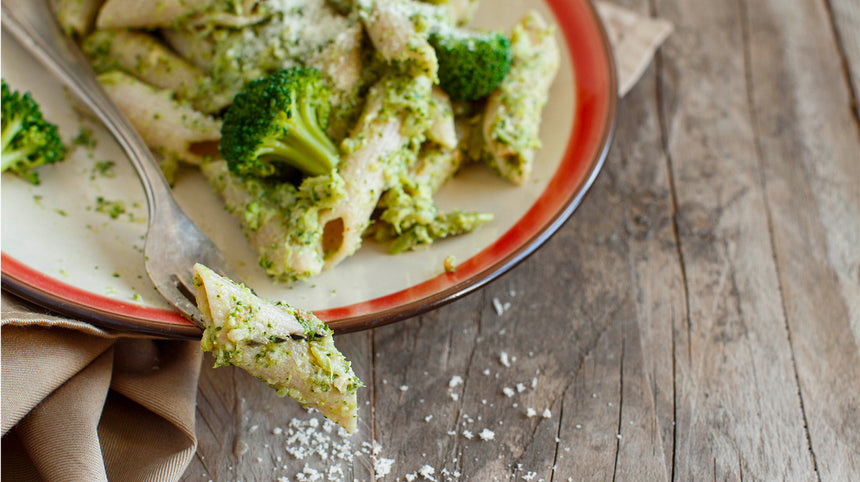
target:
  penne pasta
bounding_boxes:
[97,71,221,177]
[200,159,346,281]
[193,264,362,432]
[357,0,438,79]
[59,0,561,280]
[481,11,560,185]
[96,0,215,29]
[83,29,227,113]
[51,0,104,37]
[308,24,367,143]
[320,73,434,270]
[426,86,457,150]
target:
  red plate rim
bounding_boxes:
[1,0,617,338]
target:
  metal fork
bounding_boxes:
[2,0,232,326]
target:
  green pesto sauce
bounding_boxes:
[199,290,362,401]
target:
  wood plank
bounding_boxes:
[604,48,682,482]
[552,42,681,482]
[744,0,860,478]
[654,0,818,478]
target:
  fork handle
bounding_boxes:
[1,0,173,223]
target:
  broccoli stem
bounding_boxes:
[1,145,38,170]
[252,96,339,177]
[1,117,35,171]
[1,116,22,154]
[257,120,338,177]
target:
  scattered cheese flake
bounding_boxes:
[418,464,437,481]
[450,392,459,401]
[516,383,526,393]
[492,297,504,315]
[500,352,511,367]
[448,375,463,388]
[424,414,433,422]
[502,387,516,397]
[373,457,395,479]
[399,385,409,392]
[542,408,552,418]
[526,407,537,418]
[462,430,474,440]
[478,428,495,441]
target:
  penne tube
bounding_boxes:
[96,0,215,29]
[481,11,560,185]
[83,29,225,112]
[193,264,362,432]
[97,71,221,177]
[357,0,438,79]
[52,0,104,37]
[320,73,433,270]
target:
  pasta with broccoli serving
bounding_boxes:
[54,0,561,282]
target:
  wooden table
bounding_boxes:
[182,0,860,479]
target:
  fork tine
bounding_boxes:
[150,272,205,328]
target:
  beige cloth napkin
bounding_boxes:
[597,1,673,96]
[0,4,670,481]
[1,293,202,481]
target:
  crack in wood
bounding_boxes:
[611,335,625,482]
[651,10,689,480]
[444,299,484,478]
[369,329,379,479]
[549,388,566,482]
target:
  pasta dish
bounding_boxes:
[52,0,561,283]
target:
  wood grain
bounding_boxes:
[181,0,860,480]
[744,0,860,478]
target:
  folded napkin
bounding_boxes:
[1,293,201,481]
[0,4,670,481]
[596,1,673,96]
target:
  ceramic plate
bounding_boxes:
[1,0,616,338]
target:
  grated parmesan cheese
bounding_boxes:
[373,457,395,479]
[235,0,351,67]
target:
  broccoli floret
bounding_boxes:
[429,29,512,101]
[219,67,340,180]
[1,80,66,184]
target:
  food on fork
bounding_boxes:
[192,264,363,432]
